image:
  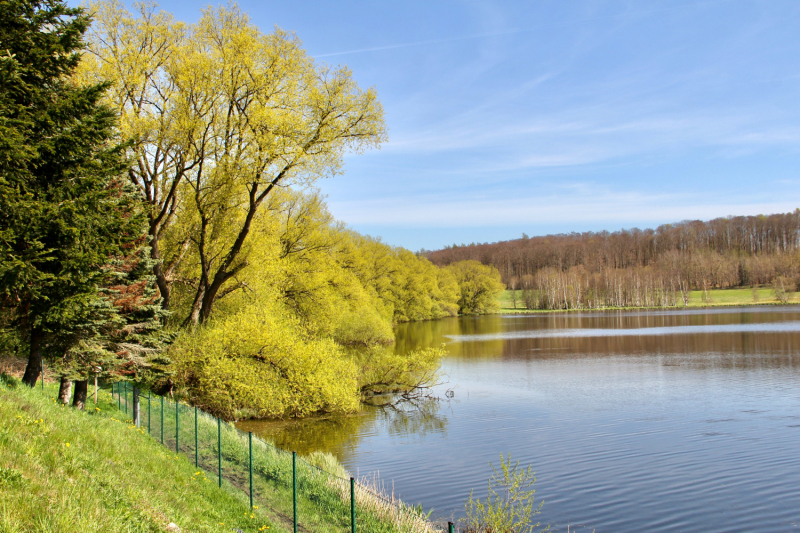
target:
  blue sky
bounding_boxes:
[101,1,800,251]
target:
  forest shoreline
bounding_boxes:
[498,287,799,313]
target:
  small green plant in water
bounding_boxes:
[463,453,549,533]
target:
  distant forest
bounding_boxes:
[426,211,800,309]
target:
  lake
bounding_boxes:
[238,306,800,532]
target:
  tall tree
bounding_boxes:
[0,0,146,387]
[81,2,387,325]
[446,261,505,315]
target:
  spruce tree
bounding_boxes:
[55,229,172,409]
[0,0,160,387]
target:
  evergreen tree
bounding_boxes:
[56,228,172,409]
[0,0,158,387]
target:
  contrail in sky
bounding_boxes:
[312,28,523,58]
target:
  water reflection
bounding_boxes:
[397,307,800,365]
[239,397,448,460]
[239,306,800,532]
[237,412,372,457]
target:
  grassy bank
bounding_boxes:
[0,375,436,533]
[0,376,282,532]
[499,287,799,312]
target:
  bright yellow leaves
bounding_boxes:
[168,297,360,419]
[81,1,387,325]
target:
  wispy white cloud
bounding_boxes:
[305,0,800,247]
[376,101,800,174]
[329,189,800,228]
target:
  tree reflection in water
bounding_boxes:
[237,395,450,460]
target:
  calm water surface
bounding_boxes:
[239,307,800,532]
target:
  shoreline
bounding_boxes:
[498,287,799,314]
[498,300,800,314]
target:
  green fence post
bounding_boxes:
[41,360,44,391]
[160,395,164,445]
[448,521,454,533]
[292,451,297,533]
[124,383,128,415]
[217,417,222,488]
[194,406,199,467]
[118,383,121,411]
[175,399,179,453]
[248,432,254,509]
[147,393,151,434]
[350,477,356,533]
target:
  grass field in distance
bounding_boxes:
[499,287,797,311]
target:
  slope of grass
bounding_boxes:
[0,374,437,533]
[113,385,436,533]
[0,375,284,533]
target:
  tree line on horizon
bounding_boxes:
[427,211,800,310]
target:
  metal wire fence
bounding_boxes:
[111,382,454,533]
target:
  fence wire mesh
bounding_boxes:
[111,382,446,533]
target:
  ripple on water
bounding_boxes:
[245,308,800,532]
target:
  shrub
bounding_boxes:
[334,307,394,346]
[463,453,548,533]
[169,301,360,419]
[354,345,445,399]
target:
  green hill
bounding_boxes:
[0,376,285,533]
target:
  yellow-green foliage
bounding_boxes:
[263,192,396,344]
[447,260,506,315]
[170,299,360,419]
[344,234,460,323]
[464,454,548,533]
[334,307,395,346]
[387,250,459,322]
[201,190,459,342]
[354,345,446,397]
[163,191,460,420]
[82,1,387,327]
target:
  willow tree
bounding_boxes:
[447,260,506,315]
[81,2,387,324]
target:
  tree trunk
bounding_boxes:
[72,380,88,410]
[185,286,205,327]
[132,386,141,427]
[58,377,72,404]
[21,326,44,388]
[151,237,171,310]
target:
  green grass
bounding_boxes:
[117,385,436,533]
[499,287,798,311]
[499,290,524,310]
[685,287,795,306]
[0,375,283,533]
[0,376,436,533]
